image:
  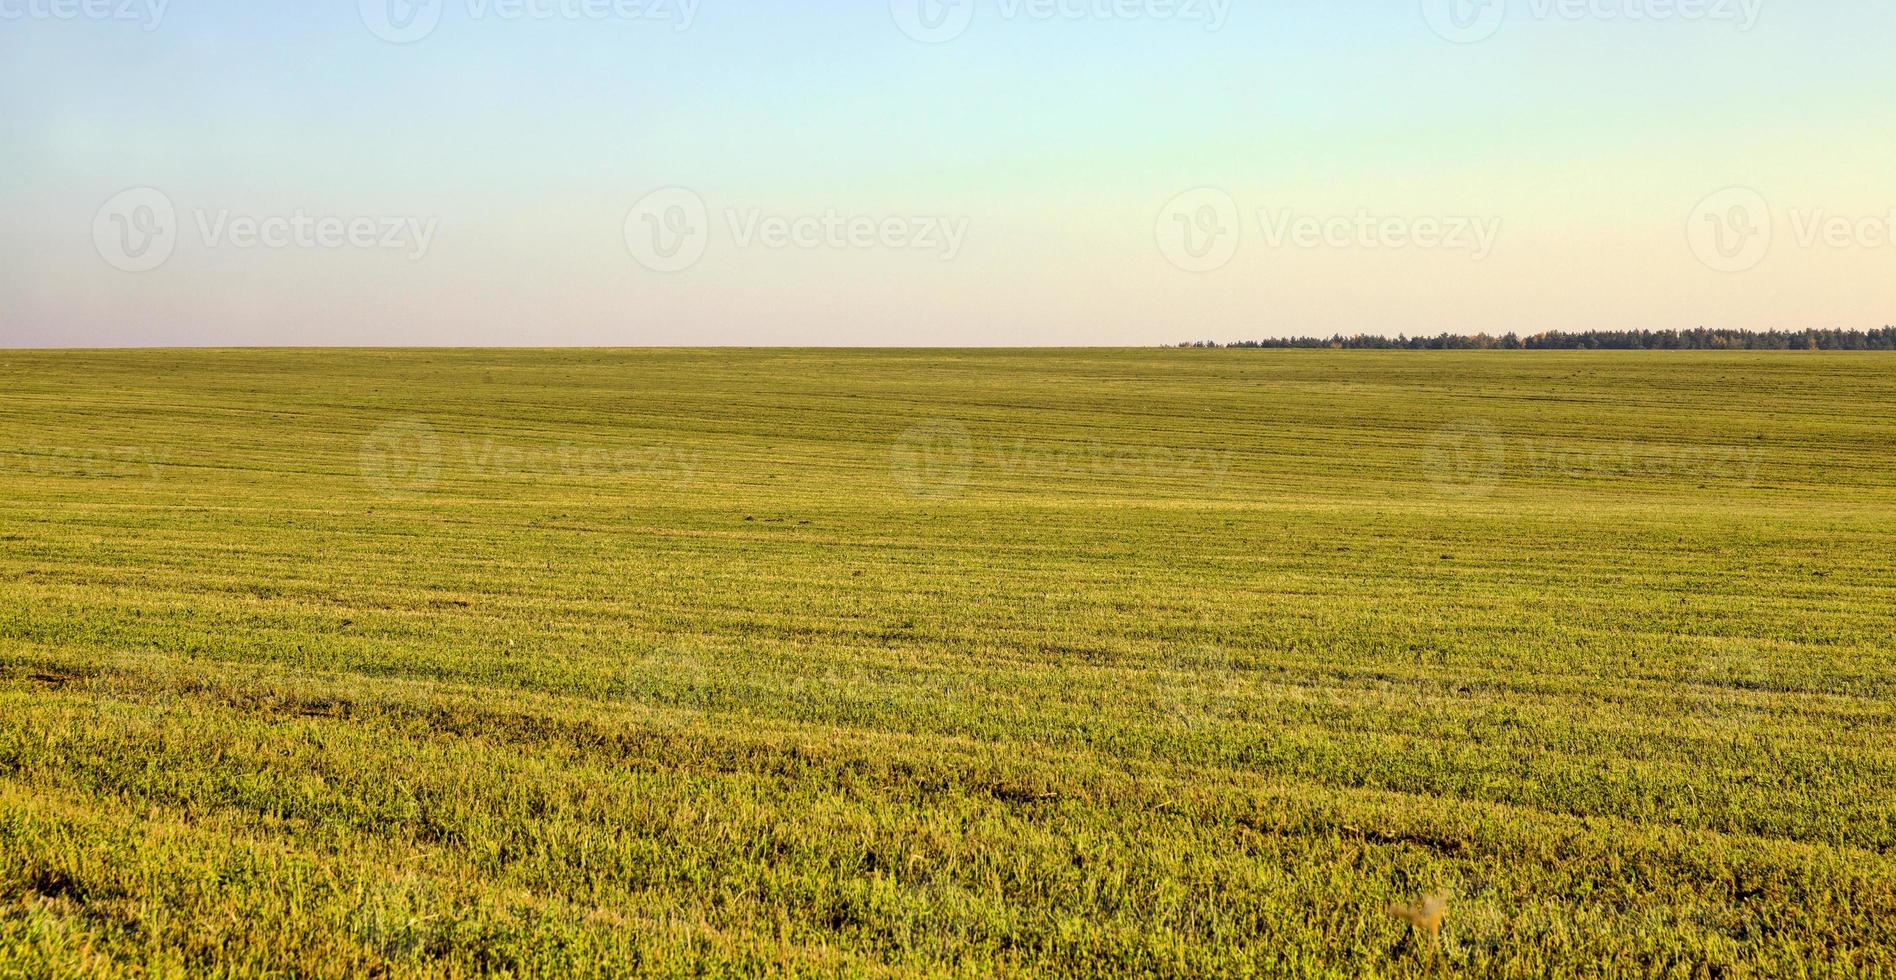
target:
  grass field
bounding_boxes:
[1,349,1892,977]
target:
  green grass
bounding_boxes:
[0,349,1892,977]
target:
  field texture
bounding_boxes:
[1,349,1892,978]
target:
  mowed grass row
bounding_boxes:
[0,349,1892,977]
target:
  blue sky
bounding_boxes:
[3,1,1892,345]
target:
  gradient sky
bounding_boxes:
[2,0,1892,346]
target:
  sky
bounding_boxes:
[1,0,1892,347]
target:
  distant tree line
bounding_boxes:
[1178,328,1896,351]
